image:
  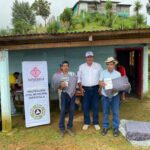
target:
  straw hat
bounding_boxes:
[105,57,118,65]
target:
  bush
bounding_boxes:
[0,29,12,36]
[12,20,33,34]
[47,20,59,33]
[84,13,91,24]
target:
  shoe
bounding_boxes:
[113,129,120,137]
[94,125,100,130]
[66,128,75,136]
[60,130,65,137]
[82,124,89,130]
[101,128,109,136]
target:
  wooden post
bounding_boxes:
[0,50,12,132]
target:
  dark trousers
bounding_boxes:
[102,94,120,129]
[59,92,75,131]
[83,85,99,125]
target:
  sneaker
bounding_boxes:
[82,124,89,130]
[113,129,120,137]
[66,128,75,136]
[101,128,109,136]
[60,130,65,137]
[94,125,100,130]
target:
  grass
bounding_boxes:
[0,98,150,150]
[58,22,110,33]
[68,22,110,32]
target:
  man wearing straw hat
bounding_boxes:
[99,57,121,137]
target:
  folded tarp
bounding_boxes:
[105,76,131,97]
[51,72,77,98]
[112,76,131,93]
[126,121,150,141]
[119,119,150,147]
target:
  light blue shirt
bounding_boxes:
[100,69,121,97]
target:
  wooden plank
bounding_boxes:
[0,37,150,51]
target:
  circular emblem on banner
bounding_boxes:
[30,104,45,120]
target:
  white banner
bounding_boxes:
[22,61,50,128]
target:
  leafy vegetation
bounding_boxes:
[32,0,51,26]
[60,8,73,30]
[0,0,149,36]
[105,0,113,27]
[12,0,35,34]
[147,0,150,15]
[47,20,59,33]
[134,0,146,28]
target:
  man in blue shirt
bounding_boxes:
[99,57,121,137]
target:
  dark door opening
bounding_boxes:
[116,48,143,98]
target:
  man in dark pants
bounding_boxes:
[99,57,121,137]
[52,61,77,137]
[78,51,103,131]
[59,92,75,135]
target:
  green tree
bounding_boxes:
[134,0,142,16]
[134,1,144,28]
[32,0,51,26]
[13,20,33,34]
[60,8,73,30]
[105,0,113,27]
[147,0,150,15]
[136,14,145,27]
[12,0,35,34]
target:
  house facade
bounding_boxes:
[0,28,150,132]
[0,28,149,99]
[73,0,131,17]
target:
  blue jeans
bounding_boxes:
[83,85,99,125]
[59,92,75,131]
[102,94,120,129]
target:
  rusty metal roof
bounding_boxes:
[0,28,150,38]
[0,28,150,50]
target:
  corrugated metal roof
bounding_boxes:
[0,28,150,50]
[0,28,150,38]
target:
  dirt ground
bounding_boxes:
[0,97,150,150]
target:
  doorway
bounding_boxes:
[116,47,143,98]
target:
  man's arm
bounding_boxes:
[77,66,85,96]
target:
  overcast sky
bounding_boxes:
[0,0,150,29]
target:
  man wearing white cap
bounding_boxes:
[99,57,121,137]
[78,51,103,131]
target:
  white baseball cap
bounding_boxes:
[85,51,94,57]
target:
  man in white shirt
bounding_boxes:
[78,51,103,131]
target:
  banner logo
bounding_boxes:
[30,67,41,78]
[30,104,45,120]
